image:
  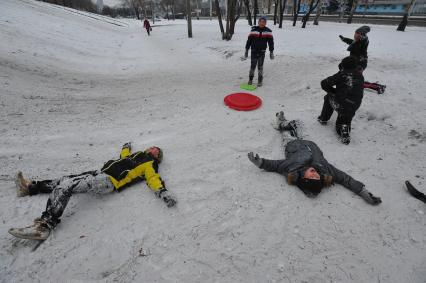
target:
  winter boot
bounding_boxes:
[257,75,263,87]
[283,120,299,138]
[248,76,254,85]
[317,116,327,125]
[8,218,51,240]
[15,171,30,197]
[377,84,386,94]
[339,124,351,145]
[155,188,177,207]
[273,111,286,131]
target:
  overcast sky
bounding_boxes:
[101,0,121,7]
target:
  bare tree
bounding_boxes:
[42,0,96,12]
[292,0,301,26]
[186,0,192,37]
[347,0,359,24]
[253,0,258,24]
[230,0,242,35]
[215,0,225,37]
[171,0,175,19]
[273,0,278,25]
[224,0,241,40]
[302,0,320,28]
[151,1,155,23]
[278,0,287,28]
[244,0,253,25]
[338,0,344,23]
[397,0,415,31]
[122,0,143,19]
[313,0,323,25]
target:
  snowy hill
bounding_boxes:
[0,0,425,282]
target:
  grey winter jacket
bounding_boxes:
[260,139,364,194]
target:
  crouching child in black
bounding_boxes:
[317,56,364,145]
[244,16,274,87]
[248,112,381,204]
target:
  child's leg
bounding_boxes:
[257,52,265,83]
[40,171,114,228]
[318,93,335,122]
[249,51,259,82]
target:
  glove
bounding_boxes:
[358,187,382,205]
[339,35,344,41]
[122,142,132,151]
[244,50,248,58]
[156,188,177,207]
[248,152,263,168]
[270,52,274,60]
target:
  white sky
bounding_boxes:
[101,0,121,7]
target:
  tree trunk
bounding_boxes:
[313,0,323,25]
[292,0,301,26]
[397,0,415,31]
[151,1,155,24]
[278,0,282,27]
[338,0,344,23]
[268,0,272,13]
[230,0,242,35]
[132,1,140,20]
[215,0,225,38]
[278,0,287,28]
[253,0,258,24]
[347,0,358,24]
[244,0,253,25]
[302,0,318,28]
[186,0,192,37]
[172,0,175,20]
[225,0,230,39]
[224,0,237,40]
[273,0,278,24]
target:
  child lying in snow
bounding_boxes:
[248,112,382,205]
[9,143,176,241]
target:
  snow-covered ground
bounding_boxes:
[1,0,425,282]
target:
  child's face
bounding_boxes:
[354,32,361,41]
[303,167,321,180]
[258,19,266,28]
[147,147,160,160]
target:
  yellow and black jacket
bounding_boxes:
[101,147,164,192]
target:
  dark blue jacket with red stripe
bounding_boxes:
[245,26,274,53]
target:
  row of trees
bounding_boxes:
[38,0,416,37]
[38,0,97,12]
[208,0,338,41]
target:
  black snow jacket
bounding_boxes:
[245,26,274,53]
[321,69,364,112]
[260,139,365,195]
[341,36,369,60]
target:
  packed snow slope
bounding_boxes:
[1,0,425,282]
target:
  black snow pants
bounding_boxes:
[249,50,266,81]
[319,93,360,136]
[29,171,114,227]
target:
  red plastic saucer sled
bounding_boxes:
[224,92,262,111]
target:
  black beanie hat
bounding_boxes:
[355,25,370,35]
[340,56,359,70]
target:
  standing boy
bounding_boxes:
[244,16,274,87]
